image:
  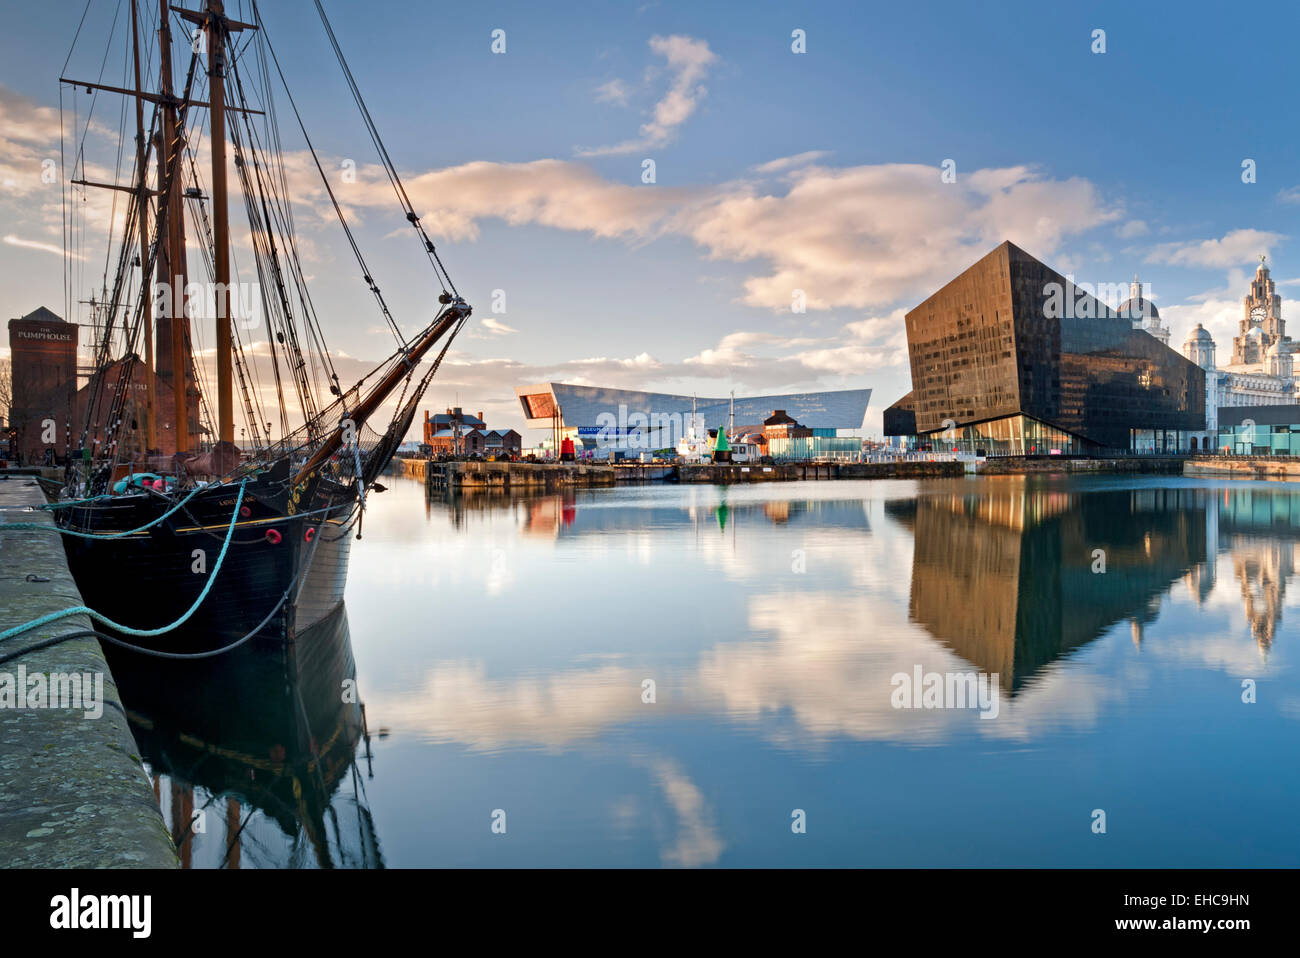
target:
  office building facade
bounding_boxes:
[885,242,1206,455]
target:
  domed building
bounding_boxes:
[1117,275,1170,346]
[1178,256,1297,452]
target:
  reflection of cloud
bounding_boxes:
[368,495,1296,757]
[649,759,724,867]
[372,660,647,751]
[371,585,1119,754]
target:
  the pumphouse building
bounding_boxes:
[884,242,1206,455]
[7,306,78,463]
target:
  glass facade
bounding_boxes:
[1218,422,1300,455]
[918,414,1088,456]
[888,242,1206,453]
[1217,405,1300,455]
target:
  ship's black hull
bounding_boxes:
[57,471,356,653]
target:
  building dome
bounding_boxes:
[1268,340,1283,357]
[1117,296,1159,320]
[1184,323,1214,345]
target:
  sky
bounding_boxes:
[1,0,1298,441]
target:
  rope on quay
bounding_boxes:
[0,480,248,644]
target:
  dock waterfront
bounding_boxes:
[402,458,617,490]
[0,475,176,868]
[398,455,1202,492]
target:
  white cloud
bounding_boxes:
[1277,185,1300,205]
[753,151,831,174]
[684,162,1118,310]
[3,234,79,259]
[326,155,1115,314]
[480,316,517,336]
[1117,219,1149,238]
[1146,228,1285,269]
[594,79,630,106]
[576,35,717,156]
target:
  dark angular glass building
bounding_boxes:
[884,242,1206,455]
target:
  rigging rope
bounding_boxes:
[310,0,459,300]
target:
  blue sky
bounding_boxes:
[1,0,1298,438]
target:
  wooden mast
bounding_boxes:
[130,0,157,453]
[206,0,234,448]
[173,0,253,451]
[158,0,189,455]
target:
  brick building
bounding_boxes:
[8,307,77,463]
[422,407,521,458]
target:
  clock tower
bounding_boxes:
[1231,255,1286,365]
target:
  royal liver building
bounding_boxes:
[1172,257,1296,448]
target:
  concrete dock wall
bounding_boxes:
[1184,456,1300,480]
[404,458,617,490]
[976,456,1185,475]
[678,461,964,482]
[0,477,175,868]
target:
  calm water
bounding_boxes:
[126,474,1300,867]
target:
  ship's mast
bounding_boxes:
[158,0,190,454]
[129,0,157,452]
[177,0,253,450]
[206,0,234,447]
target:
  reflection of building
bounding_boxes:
[887,485,1207,690]
[1214,485,1300,653]
[515,383,870,458]
[1232,544,1293,650]
[884,242,1206,454]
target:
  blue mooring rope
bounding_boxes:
[0,480,249,643]
[0,481,213,539]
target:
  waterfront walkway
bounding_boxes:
[0,476,175,868]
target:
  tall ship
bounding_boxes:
[49,0,470,653]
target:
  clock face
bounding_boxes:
[1251,305,1267,323]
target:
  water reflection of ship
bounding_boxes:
[105,604,381,868]
[887,485,1207,691]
